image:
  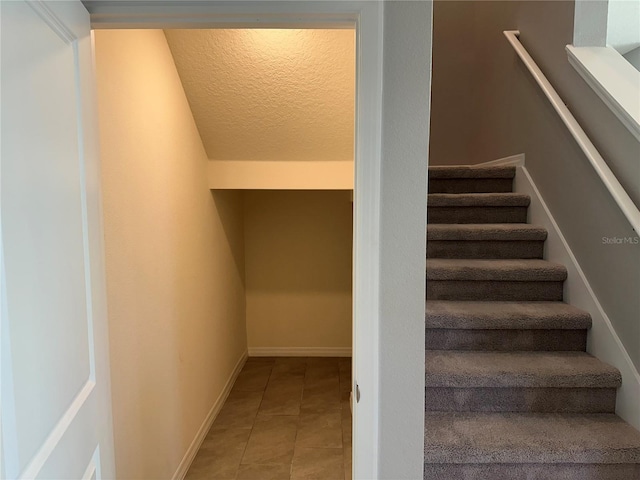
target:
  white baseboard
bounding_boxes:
[439,153,525,168]
[514,166,640,429]
[172,350,248,480]
[475,153,525,167]
[248,347,352,357]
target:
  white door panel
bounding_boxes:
[1,1,115,478]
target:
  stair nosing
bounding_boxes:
[424,412,640,465]
[427,223,547,241]
[428,193,530,207]
[425,351,622,388]
[425,301,591,330]
[426,259,568,282]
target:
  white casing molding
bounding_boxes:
[87,3,387,477]
[512,163,640,430]
[172,351,248,480]
[248,347,352,358]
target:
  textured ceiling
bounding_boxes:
[164,29,355,162]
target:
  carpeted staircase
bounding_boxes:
[424,165,640,479]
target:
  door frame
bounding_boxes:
[87,1,384,478]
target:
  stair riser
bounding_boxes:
[424,463,640,480]
[425,387,617,413]
[428,206,528,224]
[429,178,513,194]
[425,329,586,351]
[427,281,564,301]
[427,241,544,259]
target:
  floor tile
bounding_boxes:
[242,415,298,465]
[291,447,344,480]
[212,389,263,429]
[341,399,352,416]
[233,362,274,392]
[339,367,351,395]
[342,413,352,447]
[185,427,250,479]
[260,376,304,415]
[304,374,340,393]
[236,463,291,480]
[338,358,351,372]
[300,392,341,413]
[340,389,351,403]
[307,357,341,369]
[271,357,307,378]
[297,412,343,448]
[305,366,340,382]
[246,357,277,365]
[301,386,341,414]
[339,367,351,379]
[305,359,340,379]
[342,444,353,470]
[199,426,252,452]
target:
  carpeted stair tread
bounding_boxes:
[428,193,530,207]
[423,161,640,476]
[427,223,547,241]
[424,412,640,464]
[426,259,567,282]
[426,301,591,330]
[425,351,621,388]
[428,166,516,179]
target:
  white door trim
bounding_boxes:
[86,2,384,478]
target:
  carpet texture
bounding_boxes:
[424,165,640,479]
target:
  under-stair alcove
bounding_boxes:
[94,26,355,480]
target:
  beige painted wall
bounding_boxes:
[430,0,519,166]
[164,29,355,163]
[243,191,353,351]
[95,30,247,480]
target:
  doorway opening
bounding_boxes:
[93,27,355,479]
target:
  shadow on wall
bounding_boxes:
[211,190,246,286]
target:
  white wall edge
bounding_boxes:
[514,166,640,430]
[248,347,352,358]
[572,0,608,48]
[566,45,640,143]
[442,153,525,168]
[171,351,248,480]
[473,153,525,168]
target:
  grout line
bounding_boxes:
[236,361,272,475]
[288,359,308,479]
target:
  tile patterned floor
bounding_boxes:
[186,357,352,480]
